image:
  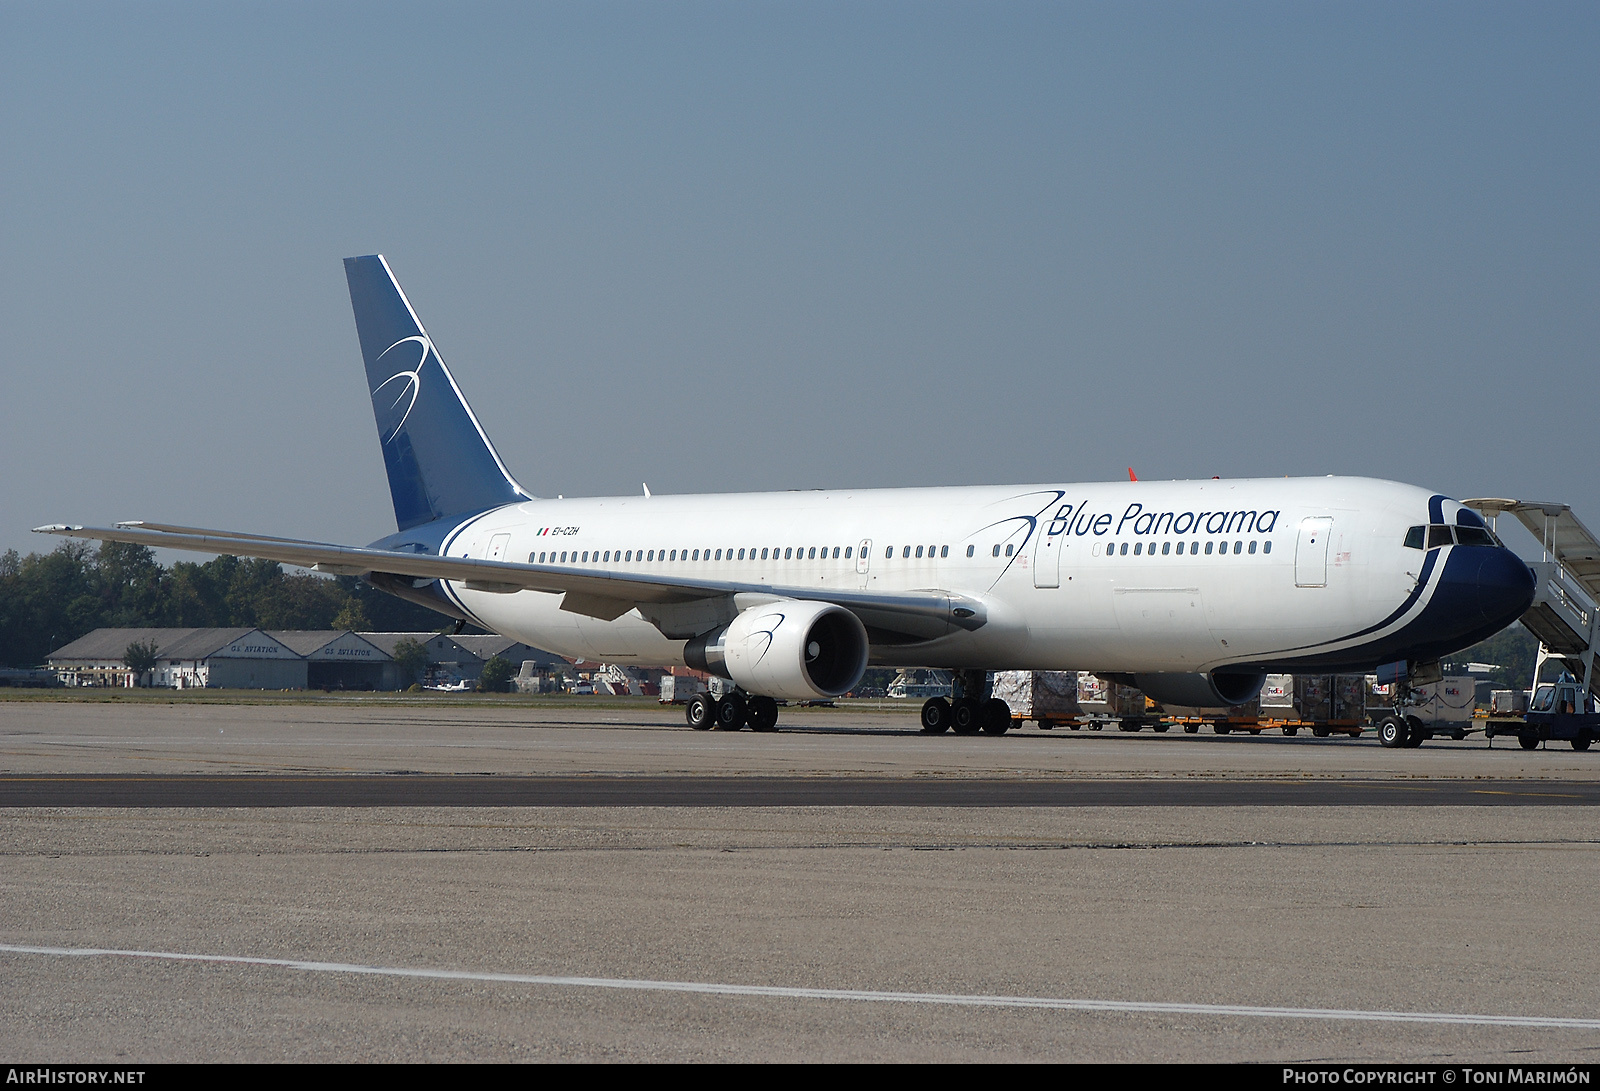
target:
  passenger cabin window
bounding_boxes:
[967,545,975,557]
[1005,544,1014,557]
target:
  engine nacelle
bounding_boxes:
[684,599,869,701]
[1130,670,1267,710]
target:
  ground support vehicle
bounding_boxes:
[1482,679,1599,751]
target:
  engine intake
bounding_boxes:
[684,600,870,701]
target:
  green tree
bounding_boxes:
[331,600,372,631]
[123,638,161,685]
[1443,623,1540,690]
[392,637,429,687]
[477,655,514,693]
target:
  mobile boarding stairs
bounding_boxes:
[1466,499,1600,700]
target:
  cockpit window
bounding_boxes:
[1403,526,1425,550]
[1453,510,1497,547]
[1427,525,1455,550]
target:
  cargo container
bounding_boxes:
[659,673,707,704]
[1078,672,1151,730]
[991,671,1083,729]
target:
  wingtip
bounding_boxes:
[32,524,80,534]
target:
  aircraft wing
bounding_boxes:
[33,522,985,642]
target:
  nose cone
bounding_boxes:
[1442,545,1536,637]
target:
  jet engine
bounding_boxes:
[1127,670,1268,710]
[684,599,870,701]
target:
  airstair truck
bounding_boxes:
[1463,499,1600,752]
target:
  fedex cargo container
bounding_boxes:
[992,671,1082,729]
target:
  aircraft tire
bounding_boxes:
[920,697,951,734]
[1378,717,1408,749]
[686,693,716,731]
[746,695,780,733]
[715,692,747,731]
[951,697,982,735]
[1518,733,1541,750]
[980,698,1012,735]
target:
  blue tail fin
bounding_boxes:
[344,255,530,531]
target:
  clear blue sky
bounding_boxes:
[2,2,1595,560]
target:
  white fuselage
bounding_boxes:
[431,475,1435,675]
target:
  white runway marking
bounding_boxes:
[3,942,1596,1030]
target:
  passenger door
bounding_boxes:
[1295,517,1333,587]
[1033,504,1067,589]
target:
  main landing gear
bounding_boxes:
[920,696,1012,735]
[686,691,779,732]
[921,670,1012,736]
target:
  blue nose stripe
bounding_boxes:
[1464,546,1537,630]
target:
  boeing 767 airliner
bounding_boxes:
[37,255,1535,744]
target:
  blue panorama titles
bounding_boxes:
[1046,501,1283,545]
